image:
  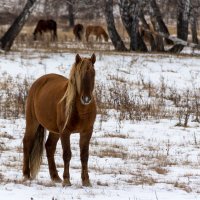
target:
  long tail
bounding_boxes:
[30,125,45,179]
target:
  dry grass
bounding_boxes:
[0,132,14,139]
[98,148,127,159]
[103,133,127,139]
[151,166,168,175]
[97,180,109,186]
[125,172,157,186]
[174,181,192,193]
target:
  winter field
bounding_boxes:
[1,47,200,200]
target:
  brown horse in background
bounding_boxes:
[23,54,97,187]
[73,23,84,41]
[33,19,57,41]
[85,25,108,42]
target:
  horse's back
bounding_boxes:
[36,19,45,27]
[29,73,67,103]
[47,19,57,29]
[36,19,56,31]
[86,25,103,34]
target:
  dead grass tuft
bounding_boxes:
[174,181,192,193]
[152,166,168,175]
[0,132,14,139]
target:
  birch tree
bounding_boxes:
[119,0,147,51]
[169,0,191,53]
[0,0,38,51]
[104,0,127,51]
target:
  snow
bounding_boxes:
[1,50,200,199]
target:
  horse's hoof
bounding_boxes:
[52,176,62,183]
[62,179,72,187]
[82,180,92,187]
[23,175,31,182]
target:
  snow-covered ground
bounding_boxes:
[0,50,200,200]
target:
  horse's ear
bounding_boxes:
[91,53,96,64]
[75,54,81,64]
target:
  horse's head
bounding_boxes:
[71,54,96,105]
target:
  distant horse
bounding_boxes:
[85,25,108,42]
[33,19,57,41]
[23,54,97,187]
[73,23,84,41]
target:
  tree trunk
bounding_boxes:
[150,16,165,52]
[119,0,131,36]
[119,0,147,51]
[68,0,75,27]
[0,0,37,51]
[149,0,173,45]
[169,0,190,53]
[129,1,139,51]
[190,10,199,44]
[139,12,156,51]
[104,0,127,51]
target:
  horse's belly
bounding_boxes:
[35,102,59,133]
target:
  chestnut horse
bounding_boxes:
[73,23,84,41]
[23,54,96,187]
[33,19,57,41]
[85,25,108,42]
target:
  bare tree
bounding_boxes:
[139,12,156,51]
[149,0,173,45]
[67,0,75,27]
[0,0,38,51]
[104,0,127,51]
[169,0,191,53]
[190,1,199,44]
[118,0,147,51]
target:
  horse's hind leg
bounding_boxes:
[23,120,39,179]
[45,132,61,182]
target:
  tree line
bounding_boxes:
[0,0,199,53]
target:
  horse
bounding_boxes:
[23,54,97,187]
[85,25,108,42]
[73,23,84,41]
[33,19,57,41]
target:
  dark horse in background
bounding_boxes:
[23,54,96,187]
[73,23,84,41]
[85,25,108,42]
[33,19,57,41]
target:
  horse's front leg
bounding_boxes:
[79,131,92,187]
[60,133,72,186]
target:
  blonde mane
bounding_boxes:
[61,59,89,132]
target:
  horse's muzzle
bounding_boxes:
[81,96,92,105]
